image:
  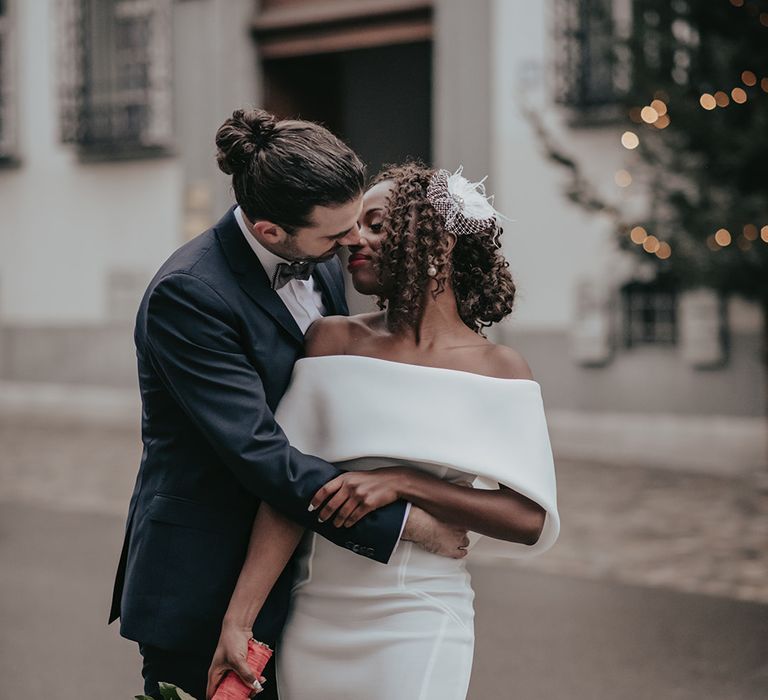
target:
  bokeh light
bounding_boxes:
[614,170,632,187]
[641,106,659,124]
[642,235,660,253]
[741,70,757,87]
[714,228,732,246]
[731,87,748,104]
[743,224,758,241]
[630,226,648,244]
[621,131,640,149]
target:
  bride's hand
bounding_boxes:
[310,467,412,528]
[206,624,266,699]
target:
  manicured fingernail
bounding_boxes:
[317,516,325,523]
[307,504,315,512]
[252,680,263,690]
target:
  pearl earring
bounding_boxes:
[426,256,437,277]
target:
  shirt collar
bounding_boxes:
[234,205,289,283]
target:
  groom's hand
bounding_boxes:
[402,506,470,559]
[206,624,266,699]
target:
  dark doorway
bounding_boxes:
[263,41,432,176]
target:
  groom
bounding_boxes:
[108,109,463,700]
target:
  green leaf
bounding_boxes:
[158,682,181,700]
[155,682,198,700]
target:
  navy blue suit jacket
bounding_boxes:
[109,208,406,654]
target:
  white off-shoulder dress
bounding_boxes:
[273,355,559,700]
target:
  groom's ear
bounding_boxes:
[252,219,285,244]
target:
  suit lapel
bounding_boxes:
[215,208,304,346]
[314,261,348,316]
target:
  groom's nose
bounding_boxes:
[339,223,362,247]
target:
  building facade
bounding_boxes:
[1,0,764,471]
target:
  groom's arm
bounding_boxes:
[144,271,405,564]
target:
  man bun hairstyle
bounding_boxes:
[215,109,277,176]
[215,108,365,233]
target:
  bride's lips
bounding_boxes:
[347,254,371,271]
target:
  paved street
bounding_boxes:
[1,502,766,700]
[1,419,767,698]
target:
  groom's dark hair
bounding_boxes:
[216,109,365,234]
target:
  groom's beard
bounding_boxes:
[280,240,341,264]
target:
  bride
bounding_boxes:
[205,162,559,700]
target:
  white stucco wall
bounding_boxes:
[0,0,183,324]
[490,0,639,331]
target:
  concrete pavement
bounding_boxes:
[1,502,766,700]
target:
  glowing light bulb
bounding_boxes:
[656,242,672,259]
[761,226,768,243]
[714,91,730,107]
[699,93,717,110]
[655,114,671,129]
[743,224,758,241]
[650,99,667,116]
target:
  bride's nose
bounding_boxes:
[339,222,362,247]
[349,228,371,253]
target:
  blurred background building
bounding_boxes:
[1,0,766,473]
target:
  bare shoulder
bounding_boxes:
[482,344,534,380]
[304,312,383,358]
[304,316,354,357]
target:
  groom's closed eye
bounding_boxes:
[328,227,354,241]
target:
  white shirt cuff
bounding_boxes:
[388,501,412,559]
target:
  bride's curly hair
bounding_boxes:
[371,162,516,335]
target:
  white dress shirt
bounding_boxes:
[235,206,326,333]
[234,206,412,547]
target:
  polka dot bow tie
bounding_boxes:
[272,260,316,290]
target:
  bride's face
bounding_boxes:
[347,180,392,295]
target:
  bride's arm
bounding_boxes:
[311,470,545,546]
[206,503,304,699]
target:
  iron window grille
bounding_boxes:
[551,0,632,124]
[58,0,173,158]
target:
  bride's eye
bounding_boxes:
[370,222,383,233]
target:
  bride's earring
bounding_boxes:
[426,256,438,278]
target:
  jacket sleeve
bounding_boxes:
[145,271,406,564]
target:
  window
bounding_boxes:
[0,0,17,160]
[552,0,624,111]
[58,0,173,158]
[621,280,677,347]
